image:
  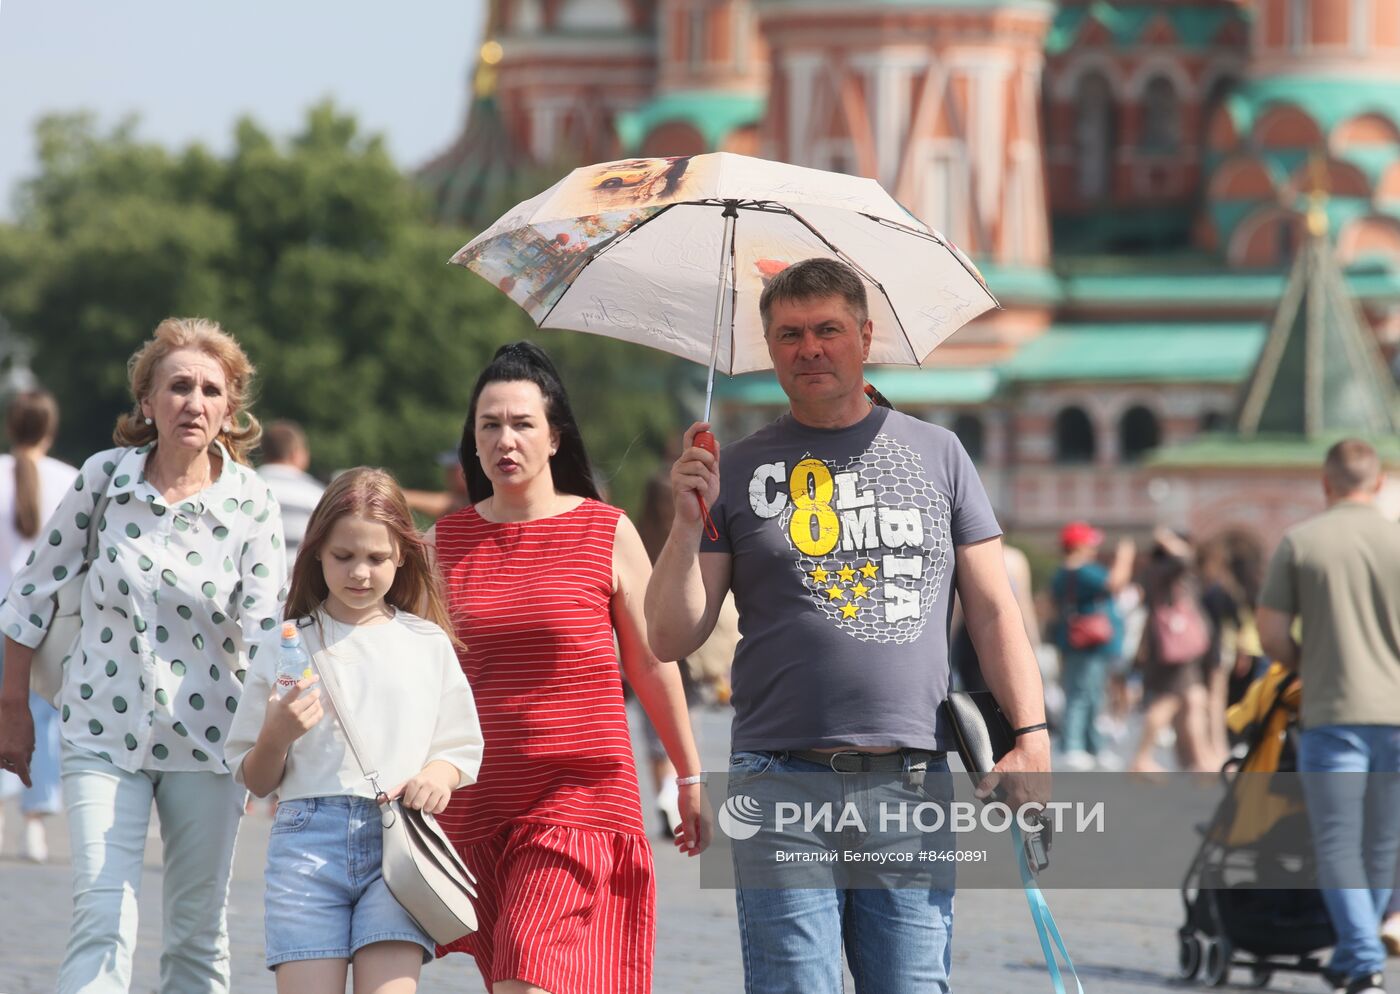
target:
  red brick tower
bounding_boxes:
[491,0,658,166]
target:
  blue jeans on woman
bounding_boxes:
[1058,648,1113,756]
[0,649,62,815]
[728,750,955,994]
[1298,724,1400,981]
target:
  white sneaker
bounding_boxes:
[1342,972,1385,994]
[22,818,47,863]
[1094,752,1124,772]
[1060,750,1096,772]
[656,779,681,838]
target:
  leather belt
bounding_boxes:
[789,748,943,774]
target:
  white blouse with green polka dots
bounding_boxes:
[0,443,287,773]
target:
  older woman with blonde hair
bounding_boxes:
[0,317,287,994]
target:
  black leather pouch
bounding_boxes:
[940,690,1016,785]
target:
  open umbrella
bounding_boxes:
[449,152,998,421]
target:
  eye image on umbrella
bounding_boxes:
[583,156,696,207]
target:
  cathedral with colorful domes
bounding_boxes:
[423,0,1400,548]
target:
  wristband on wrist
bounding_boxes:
[1012,722,1049,737]
[675,773,708,786]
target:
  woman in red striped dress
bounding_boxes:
[430,342,710,994]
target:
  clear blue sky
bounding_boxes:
[0,0,486,218]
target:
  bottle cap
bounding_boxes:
[281,621,297,640]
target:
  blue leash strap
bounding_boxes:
[1012,824,1084,994]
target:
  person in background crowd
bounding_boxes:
[1104,571,1146,744]
[1129,527,1218,773]
[257,419,324,565]
[1259,439,1400,994]
[0,390,77,863]
[404,450,471,522]
[0,317,287,994]
[1050,522,1134,771]
[950,542,1043,695]
[634,450,700,837]
[1198,531,1266,756]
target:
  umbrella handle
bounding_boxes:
[694,430,719,542]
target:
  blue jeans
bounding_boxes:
[1298,724,1400,979]
[0,647,62,814]
[729,750,954,994]
[1059,648,1112,755]
[263,796,433,968]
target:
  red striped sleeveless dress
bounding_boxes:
[434,499,654,994]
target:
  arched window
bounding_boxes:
[1073,72,1116,200]
[1119,405,1161,461]
[688,5,707,66]
[1139,76,1180,153]
[952,413,985,461]
[1055,407,1097,464]
[1200,74,1239,148]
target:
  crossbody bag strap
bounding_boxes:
[1061,569,1079,615]
[1013,824,1084,994]
[85,489,112,567]
[311,646,389,804]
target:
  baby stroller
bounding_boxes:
[1176,663,1335,987]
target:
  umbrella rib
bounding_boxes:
[535,201,685,330]
[864,215,1000,307]
[778,205,922,366]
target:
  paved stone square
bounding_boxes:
[1,705,1394,992]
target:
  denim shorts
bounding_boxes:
[263,795,434,969]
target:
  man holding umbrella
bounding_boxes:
[645,258,1050,993]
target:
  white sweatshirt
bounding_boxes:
[225,608,483,801]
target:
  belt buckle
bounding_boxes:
[829,751,862,774]
[906,751,928,790]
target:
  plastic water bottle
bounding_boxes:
[276,622,313,695]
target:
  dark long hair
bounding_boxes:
[460,341,601,504]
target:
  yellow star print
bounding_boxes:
[850,581,870,600]
[840,602,860,619]
[837,564,857,584]
[809,566,830,584]
[860,561,879,579]
[825,584,847,601]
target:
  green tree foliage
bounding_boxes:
[0,105,692,513]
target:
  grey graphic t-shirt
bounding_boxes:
[702,406,1001,751]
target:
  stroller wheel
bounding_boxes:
[1247,964,1273,988]
[1177,933,1203,980]
[1203,937,1233,987]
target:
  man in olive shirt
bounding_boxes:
[1259,439,1400,994]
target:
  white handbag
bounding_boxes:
[29,487,112,707]
[314,650,480,945]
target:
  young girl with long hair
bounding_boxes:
[225,467,483,994]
